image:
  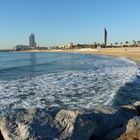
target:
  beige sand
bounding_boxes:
[63,47,140,62]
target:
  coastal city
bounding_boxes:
[14,28,140,51]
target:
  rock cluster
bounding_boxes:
[0,101,140,140]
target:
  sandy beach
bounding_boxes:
[81,47,140,62]
[26,47,140,62]
[72,47,140,62]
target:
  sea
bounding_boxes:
[0,52,140,111]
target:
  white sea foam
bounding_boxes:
[0,57,138,111]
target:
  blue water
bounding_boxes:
[0,52,140,111]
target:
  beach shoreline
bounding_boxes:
[22,47,140,62]
[1,49,140,139]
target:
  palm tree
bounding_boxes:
[137,40,140,44]
[133,40,136,44]
[115,42,118,46]
[120,42,123,47]
[132,40,136,47]
[110,43,113,47]
[125,41,129,45]
[137,40,140,47]
[94,42,97,45]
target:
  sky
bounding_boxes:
[0,0,140,49]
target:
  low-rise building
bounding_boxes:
[65,42,73,49]
[15,45,29,51]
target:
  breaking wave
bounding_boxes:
[0,52,138,111]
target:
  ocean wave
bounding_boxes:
[0,58,137,111]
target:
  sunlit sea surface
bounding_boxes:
[0,52,140,111]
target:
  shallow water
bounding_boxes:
[0,52,139,111]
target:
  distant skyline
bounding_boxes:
[0,0,140,49]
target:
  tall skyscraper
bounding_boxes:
[104,28,107,47]
[29,33,36,48]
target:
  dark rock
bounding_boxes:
[0,101,140,140]
[136,105,140,115]
[0,108,96,140]
[0,131,4,140]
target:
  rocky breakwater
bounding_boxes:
[0,101,140,140]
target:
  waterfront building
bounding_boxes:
[15,45,29,51]
[29,33,36,48]
[66,42,73,49]
[104,28,107,47]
